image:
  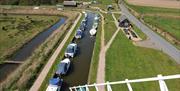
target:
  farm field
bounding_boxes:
[126,0,180,9]
[143,16,180,40]
[127,4,180,16]
[0,14,59,63]
[0,0,64,5]
[106,31,180,91]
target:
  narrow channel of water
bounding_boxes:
[61,12,96,91]
[0,17,66,83]
[11,18,66,61]
[0,63,19,82]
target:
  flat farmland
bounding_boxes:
[127,0,180,9]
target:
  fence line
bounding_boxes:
[69,74,180,91]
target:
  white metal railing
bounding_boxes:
[69,74,180,91]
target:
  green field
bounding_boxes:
[127,4,180,15]
[132,23,147,40]
[103,13,117,44]
[114,13,121,20]
[106,31,180,91]
[143,16,180,40]
[0,14,59,63]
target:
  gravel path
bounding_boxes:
[134,38,161,50]
[96,13,106,91]
[119,2,180,63]
[29,12,82,91]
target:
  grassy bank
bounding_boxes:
[0,14,76,90]
[88,19,102,84]
[103,13,117,44]
[105,31,180,91]
[39,13,83,91]
[0,14,59,63]
[132,23,147,40]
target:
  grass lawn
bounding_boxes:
[114,13,121,20]
[132,23,147,40]
[105,31,180,91]
[143,16,180,40]
[103,13,117,44]
[0,14,59,63]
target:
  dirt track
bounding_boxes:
[127,0,180,9]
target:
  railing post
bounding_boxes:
[125,79,133,91]
[94,83,99,91]
[158,75,169,91]
[69,87,73,91]
[74,87,77,91]
[85,85,89,91]
[106,81,112,91]
[79,86,83,91]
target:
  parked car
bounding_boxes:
[65,43,77,58]
[46,77,63,91]
[56,58,71,75]
[75,29,83,39]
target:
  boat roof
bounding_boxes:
[49,78,60,85]
[61,58,70,63]
[69,43,77,46]
[46,85,58,91]
[56,63,67,74]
